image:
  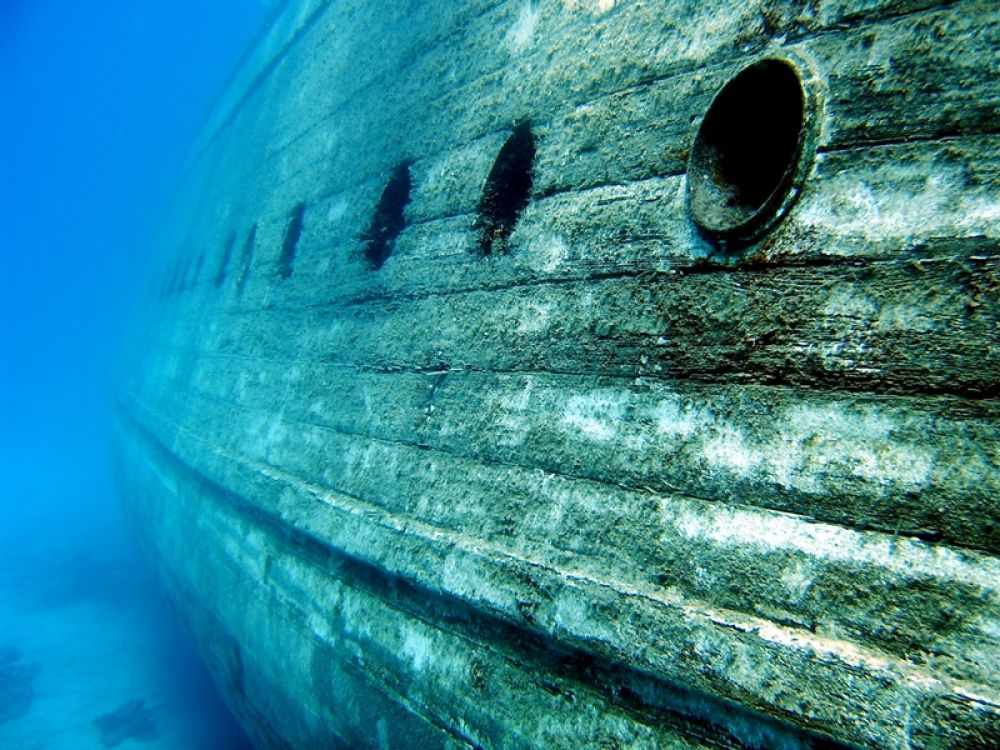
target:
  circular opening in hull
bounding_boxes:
[687,58,813,247]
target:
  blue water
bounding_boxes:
[1,2,277,747]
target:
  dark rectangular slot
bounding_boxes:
[278,203,306,280]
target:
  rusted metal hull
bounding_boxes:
[116,1,1000,747]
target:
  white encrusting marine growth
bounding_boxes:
[117,0,1000,747]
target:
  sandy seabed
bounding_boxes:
[0,522,253,750]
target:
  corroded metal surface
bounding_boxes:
[116,1,1000,747]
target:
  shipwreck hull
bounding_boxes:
[115,0,1000,747]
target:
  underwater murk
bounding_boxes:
[1,1,273,747]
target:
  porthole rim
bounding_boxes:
[685,53,821,251]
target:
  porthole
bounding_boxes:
[687,58,817,248]
[361,162,412,270]
[278,203,305,280]
[235,225,256,295]
[477,122,535,255]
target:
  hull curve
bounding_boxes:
[116,1,1000,748]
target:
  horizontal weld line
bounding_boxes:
[262,0,501,163]
[178,123,997,279]
[195,1,333,162]
[819,126,1000,155]
[184,0,307,157]
[256,118,998,235]
[125,380,1000,557]
[162,326,1000,405]
[153,347,1000,416]
[180,242,999,310]
[323,0,976,169]
[197,0,989,210]
[121,411,484,748]
[119,406,857,750]
[237,250,999,312]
